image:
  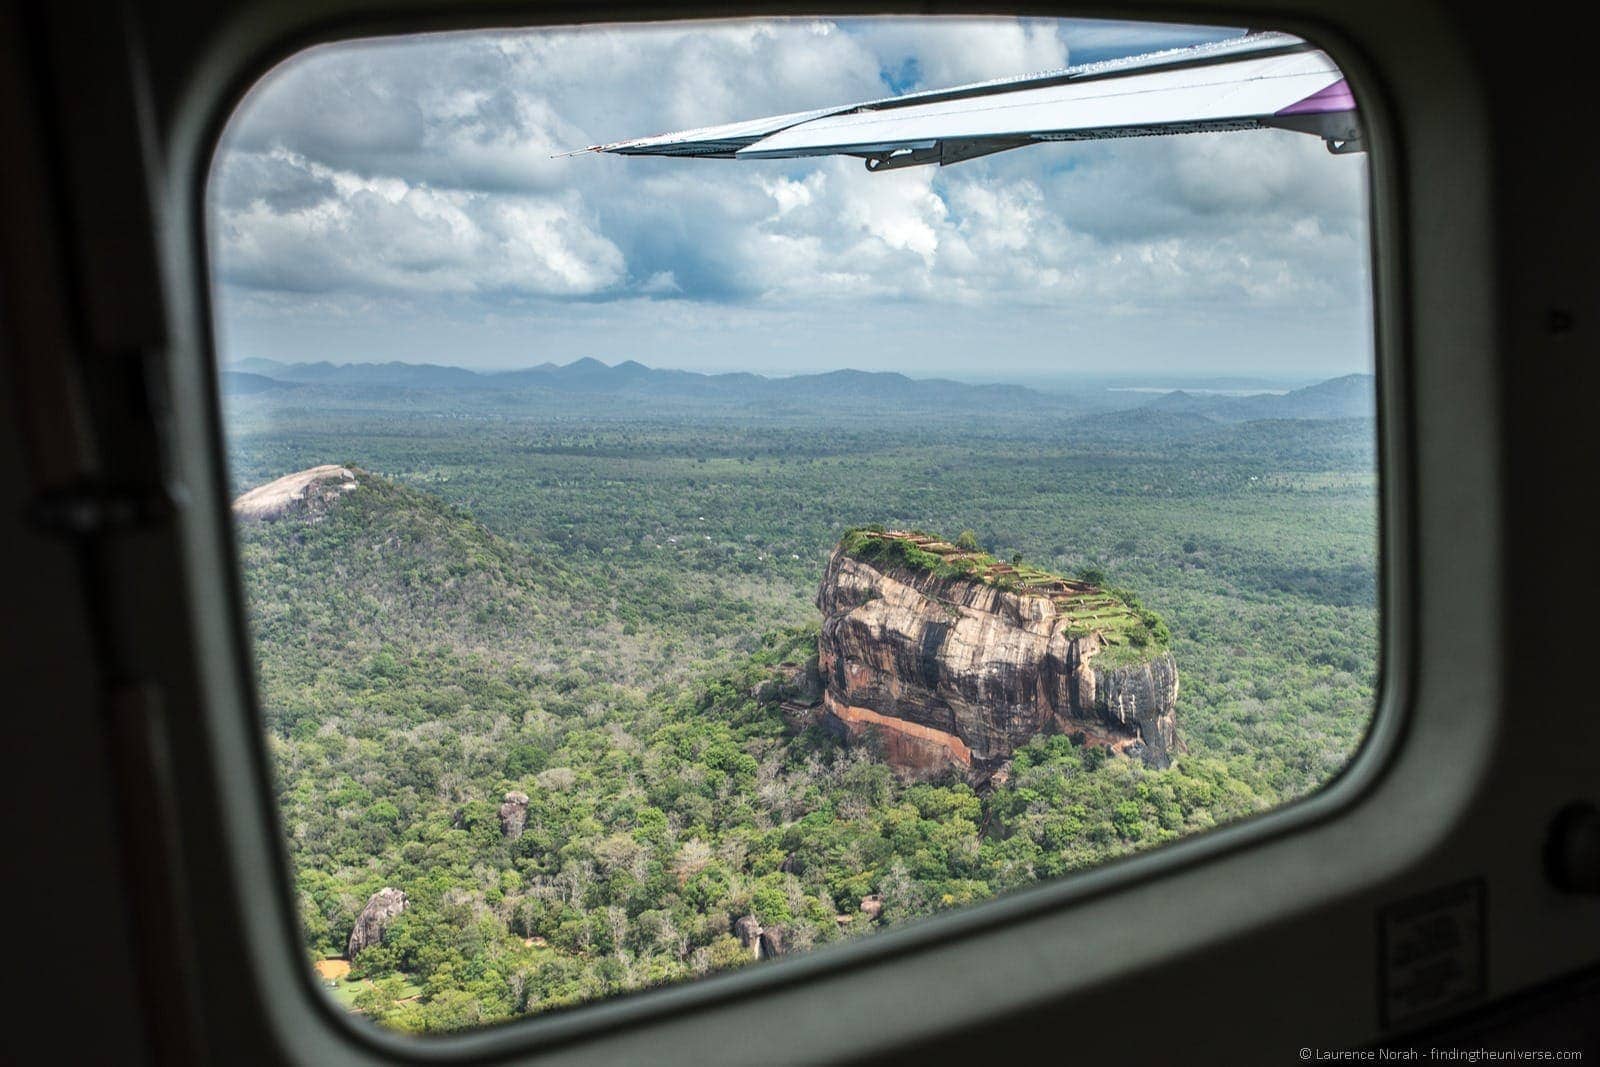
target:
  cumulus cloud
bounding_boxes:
[213,148,624,296]
[209,16,1373,376]
[848,17,1072,87]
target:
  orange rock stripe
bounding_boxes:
[823,693,973,768]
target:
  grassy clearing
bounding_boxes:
[324,975,424,1008]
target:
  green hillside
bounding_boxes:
[240,469,1273,1033]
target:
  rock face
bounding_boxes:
[815,536,1178,781]
[752,658,825,733]
[232,464,357,521]
[758,926,788,959]
[347,887,407,958]
[499,791,530,840]
[733,915,764,958]
[732,915,789,960]
[750,659,822,707]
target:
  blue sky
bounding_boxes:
[208,17,1373,380]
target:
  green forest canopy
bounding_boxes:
[227,383,1377,1034]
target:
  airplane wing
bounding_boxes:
[577,31,1361,172]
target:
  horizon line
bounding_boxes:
[225,354,1371,385]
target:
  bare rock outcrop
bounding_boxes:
[733,915,764,959]
[731,915,789,960]
[758,926,789,959]
[347,887,407,958]
[232,464,357,521]
[751,659,822,706]
[754,659,826,733]
[814,532,1179,781]
[499,791,530,840]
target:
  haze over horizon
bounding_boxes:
[210,17,1374,380]
[232,352,1360,383]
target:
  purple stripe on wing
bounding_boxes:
[1276,77,1355,115]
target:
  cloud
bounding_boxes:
[1057,19,1242,63]
[209,17,1373,376]
[212,148,625,296]
[846,18,1072,87]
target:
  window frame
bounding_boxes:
[153,2,1488,1062]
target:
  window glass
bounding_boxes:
[211,17,1376,1033]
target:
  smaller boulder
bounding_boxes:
[348,887,407,958]
[758,926,789,960]
[752,660,823,706]
[985,761,1013,790]
[733,915,764,958]
[499,791,530,840]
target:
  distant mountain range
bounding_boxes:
[218,370,294,395]
[226,356,1060,411]
[224,356,1375,421]
[1136,374,1376,422]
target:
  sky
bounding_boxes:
[208,17,1373,381]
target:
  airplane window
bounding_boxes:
[209,16,1376,1033]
